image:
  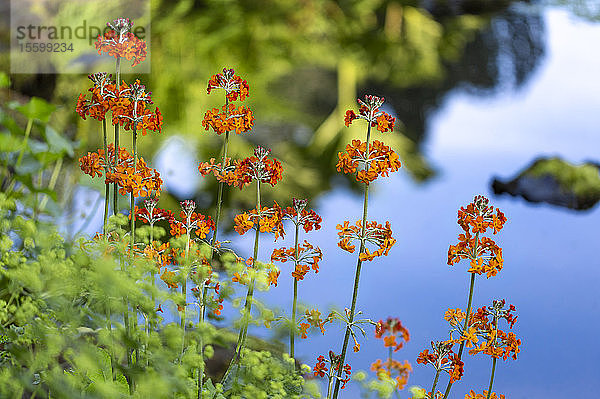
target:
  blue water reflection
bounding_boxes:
[242,6,600,398]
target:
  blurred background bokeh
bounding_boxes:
[1,0,600,397]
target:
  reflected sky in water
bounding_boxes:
[245,7,600,398]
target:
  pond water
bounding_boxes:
[67,2,600,397]
[249,5,600,398]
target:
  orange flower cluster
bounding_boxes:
[135,197,175,226]
[94,18,147,67]
[168,200,215,239]
[271,241,322,281]
[467,300,521,361]
[76,77,162,136]
[408,389,444,399]
[417,341,464,384]
[79,144,162,197]
[375,317,410,352]
[337,220,396,261]
[202,103,254,135]
[200,147,283,190]
[336,139,401,184]
[344,95,395,133]
[207,67,250,102]
[234,202,285,239]
[370,359,412,390]
[465,390,505,399]
[198,157,237,185]
[457,195,507,235]
[234,146,284,188]
[231,261,280,288]
[116,157,163,197]
[313,351,352,390]
[448,196,506,278]
[281,198,322,233]
[143,240,172,272]
[298,309,332,339]
[448,233,503,278]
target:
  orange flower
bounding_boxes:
[375,317,410,352]
[337,220,396,261]
[271,241,322,281]
[344,95,395,133]
[281,198,322,233]
[233,202,285,240]
[267,270,280,286]
[168,200,215,239]
[448,196,506,278]
[94,18,147,67]
[207,67,250,102]
[202,103,254,135]
[160,269,178,289]
[465,390,506,399]
[336,139,401,184]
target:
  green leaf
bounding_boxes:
[0,72,9,88]
[0,133,23,152]
[15,97,56,123]
[44,125,75,157]
[0,109,23,136]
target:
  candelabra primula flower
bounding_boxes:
[160,269,178,289]
[337,220,396,261]
[417,341,464,383]
[271,241,322,280]
[79,145,163,197]
[370,359,412,390]
[207,67,250,102]
[134,197,175,226]
[297,309,333,338]
[465,390,506,399]
[143,241,172,272]
[198,157,238,186]
[233,202,285,240]
[313,351,352,390]
[168,200,215,239]
[76,72,116,121]
[337,139,401,184]
[281,198,322,233]
[467,300,521,361]
[113,80,163,135]
[202,103,254,135]
[375,317,410,352]
[94,18,147,67]
[457,195,507,235]
[344,95,395,133]
[231,146,284,189]
[408,389,444,399]
[448,196,506,278]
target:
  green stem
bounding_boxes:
[290,221,300,362]
[102,117,109,237]
[181,228,191,359]
[430,369,441,398]
[113,56,121,215]
[332,123,372,399]
[486,316,499,399]
[443,272,477,398]
[199,109,230,398]
[127,126,138,394]
[222,180,261,384]
[38,157,62,212]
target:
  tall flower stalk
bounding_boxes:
[220,146,284,383]
[197,67,252,397]
[332,95,399,399]
[442,195,507,398]
[271,198,322,361]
